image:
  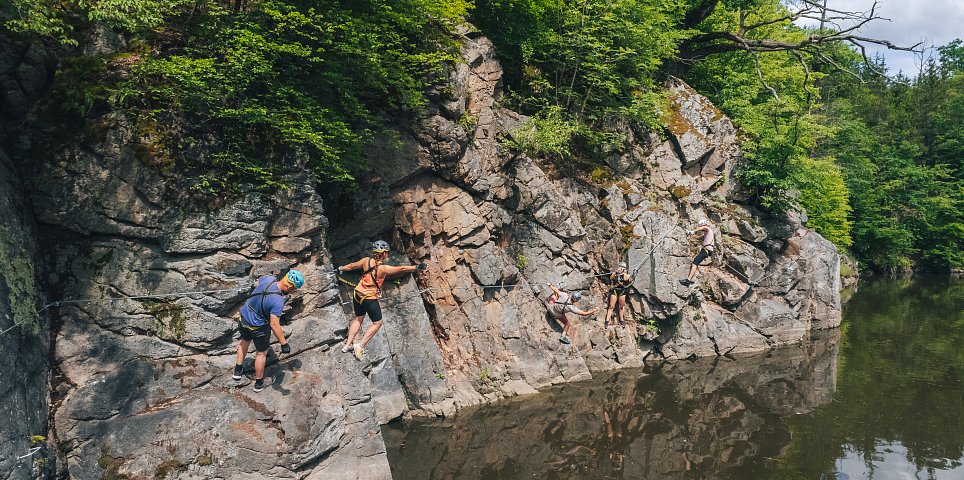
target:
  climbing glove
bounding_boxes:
[687,230,694,235]
[281,343,291,354]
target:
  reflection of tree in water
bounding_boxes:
[386,335,839,480]
[763,277,964,479]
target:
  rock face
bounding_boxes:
[15,116,394,477]
[0,148,49,480]
[330,29,842,419]
[3,27,841,480]
[0,34,54,121]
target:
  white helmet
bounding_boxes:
[697,219,708,226]
[372,240,390,253]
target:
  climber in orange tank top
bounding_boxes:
[335,240,427,360]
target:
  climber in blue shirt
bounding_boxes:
[232,270,304,392]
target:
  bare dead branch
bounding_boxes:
[751,51,780,101]
[812,50,864,82]
[742,7,818,35]
[678,0,922,91]
[791,50,815,114]
[797,0,863,17]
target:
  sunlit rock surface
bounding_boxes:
[4,25,840,480]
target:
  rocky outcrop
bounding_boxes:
[0,34,54,122]
[384,329,841,479]
[4,26,841,480]
[328,29,841,418]
[12,114,397,477]
[0,148,49,480]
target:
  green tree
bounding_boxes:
[6,0,470,193]
[473,0,686,155]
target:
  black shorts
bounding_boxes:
[352,297,383,322]
[239,323,271,352]
[610,286,630,297]
[693,247,714,266]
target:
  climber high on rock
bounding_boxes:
[679,218,715,287]
[335,240,427,361]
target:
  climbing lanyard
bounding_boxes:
[1,286,247,338]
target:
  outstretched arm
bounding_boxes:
[337,257,370,273]
[575,306,601,316]
[547,283,562,296]
[380,264,421,277]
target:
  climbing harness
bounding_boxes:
[352,257,385,302]
[608,272,634,296]
[241,280,284,330]
[334,272,438,307]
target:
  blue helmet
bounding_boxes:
[285,270,305,289]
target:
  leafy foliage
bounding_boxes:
[473,0,685,148]
[6,0,469,193]
[3,0,961,270]
[791,155,852,248]
[817,50,964,271]
[2,0,192,44]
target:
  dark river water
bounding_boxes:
[383,277,964,479]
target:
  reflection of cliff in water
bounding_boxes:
[384,329,840,480]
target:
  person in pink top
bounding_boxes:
[679,219,714,287]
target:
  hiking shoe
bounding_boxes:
[604,320,609,329]
[560,335,571,344]
[353,344,365,360]
[253,378,266,392]
[232,364,244,380]
[341,343,352,353]
[678,279,693,287]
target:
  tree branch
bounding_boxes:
[680,0,922,82]
[752,51,780,101]
[683,0,721,30]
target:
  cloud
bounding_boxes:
[798,0,964,74]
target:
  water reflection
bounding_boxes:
[385,277,964,480]
[385,329,840,480]
[764,276,964,480]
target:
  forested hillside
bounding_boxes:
[2,0,961,272]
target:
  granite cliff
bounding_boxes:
[0,28,840,479]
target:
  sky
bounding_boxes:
[795,0,964,76]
